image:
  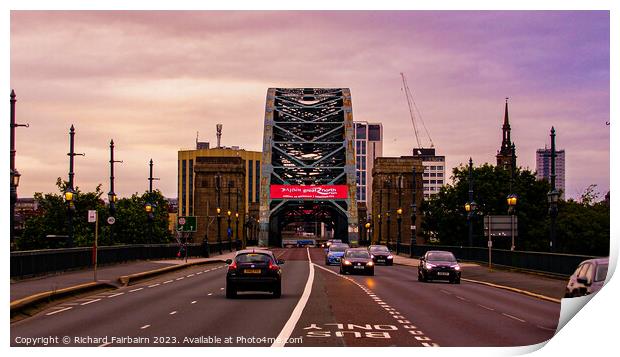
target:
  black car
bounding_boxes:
[225,249,284,298]
[340,248,374,276]
[368,245,394,265]
[418,250,461,284]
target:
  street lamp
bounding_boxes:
[466,158,475,247]
[385,180,392,248]
[65,187,76,247]
[377,213,382,244]
[235,212,240,250]
[410,164,417,254]
[365,222,371,245]
[10,89,29,243]
[548,126,559,253]
[145,202,154,244]
[507,194,518,250]
[396,207,402,254]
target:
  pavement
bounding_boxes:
[11,247,567,304]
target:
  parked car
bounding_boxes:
[418,250,461,284]
[325,243,349,265]
[225,249,284,299]
[564,257,608,298]
[340,248,374,275]
[368,245,394,265]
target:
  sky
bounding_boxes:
[9,10,610,200]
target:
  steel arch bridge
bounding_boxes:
[259,88,358,247]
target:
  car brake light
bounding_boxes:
[228,260,237,271]
[268,260,279,271]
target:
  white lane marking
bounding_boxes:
[196,272,203,275]
[170,311,178,315]
[187,274,195,277]
[108,292,124,298]
[502,313,526,323]
[99,342,112,347]
[80,299,101,306]
[455,295,467,301]
[537,325,557,332]
[46,307,72,315]
[163,280,174,284]
[477,304,495,311]
[220,287,224,290]
[129,288,144,292]
[191,301,197,304]
[148,283,161,288]
[176,277,185,281]
[63,303,80,306]
[440,290,451,295]
[140,325,151,329]
[272,247,315,347]
[208,293,213,296]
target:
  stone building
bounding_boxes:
[193,156,246,247]
[371,157,424,246]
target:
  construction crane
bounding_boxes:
[400,72,434,148]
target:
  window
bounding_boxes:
[430,173,436,177]
[362,160,366,170]
[437,172,443,177]
[362,142,366,155]
[437,180,443,185]
[430,166,436,170]
[248,160,253,203]
[368,125,381,141]
[423,180,429,184]
[355,124,367,140]
[430,180,436,184]
[423,172,430,177]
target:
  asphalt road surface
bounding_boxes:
[11,247,560,347]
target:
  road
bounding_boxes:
[11,247,560,347]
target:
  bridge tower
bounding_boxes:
[259,88,358,247]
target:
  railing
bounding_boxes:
[10,241,243,279]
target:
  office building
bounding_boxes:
[536,148,566,198]
[413,148,446,200]
[354,121,383,210]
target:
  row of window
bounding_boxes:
[423,180,444,185]
[423,172,443,177]
[424,165,444,171]
[355,141,367,155]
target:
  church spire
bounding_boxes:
[497,97,516,170]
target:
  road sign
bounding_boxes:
[484,215,518,237]
[107,216,116,225]
[177,216,197,232]
[88,210,97,223]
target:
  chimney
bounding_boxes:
[216,124,223,148]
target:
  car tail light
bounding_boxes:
[343,260,352,265]
[228,260,237,271]
[268,260,280,271]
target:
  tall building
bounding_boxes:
[354,121,383,210]
[178,145,262,217]
[496,98,517,171]
[412,148,446,200]
[536,148,566,198]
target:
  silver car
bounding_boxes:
[564,257,608,298]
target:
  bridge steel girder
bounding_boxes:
[259,88,358,246]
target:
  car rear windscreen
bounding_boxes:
[236,253,271,263]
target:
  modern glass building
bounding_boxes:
[536,148,566,198]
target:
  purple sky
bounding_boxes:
[10,11,610,200]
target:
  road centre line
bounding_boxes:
[455,295,467,301]
[176,277,184,281]
[208,293,213,296]
[129,288,144,292]
[148,283,160,288]
[191,301,197,304]
[46,307,72,316]
[108,292,124,298]
[170,311,177,315]
[502,313,526,323]
[187,274,195,277]
[163,280,173,284]
[271,248,315,347]
[80,299,101,305]
[477,304,494,311]
[140,325,151,329]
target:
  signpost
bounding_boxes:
[484,215,518,270]
[88,210,98,281]
[176,216,197,232]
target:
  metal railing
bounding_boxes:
[10,241,241,278]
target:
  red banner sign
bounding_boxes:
[270,185,348,199]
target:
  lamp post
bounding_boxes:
[396,175,403,254]
[507,194,518,251]
[146,159,159,245]
[548,127,559,253]
[227,181,232,251]
[365,222,371,246]
[386,179,392,248]
[108,140,122,243]
[466,158,475,247]
[66,125,84,248]
[235,187,240,250]
[10,90,29,243]
[377,213,382,244]
[145,202,153,244]
[378,186,383,244]
[216,174,222,254]
[410,164,417,255]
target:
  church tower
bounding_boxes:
[496,98,516,171]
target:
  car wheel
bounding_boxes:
[273,284,282,298]
[225,284,237,299]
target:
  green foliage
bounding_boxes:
[16,178,173,250]
[421,164,609,256]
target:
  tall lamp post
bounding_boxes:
[10,90,29,244]
[507,144,518,251]
[227,181,232,251]
[465,158,476,247]
[108,140,122,243]
[216,174,222,254]
[548,127,559,252]
[66,125,84,248]
[410,164,417,255]
[365,222,371,245]
[385,179,392,248]
[235,187,240,250]
[396,175,403,254]
[146,159,159,244]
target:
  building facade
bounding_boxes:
[354,121,383,210]
[536,148,566,198]
[412,148,446,200]
[370,156,424,246]
[178,146,262,217]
